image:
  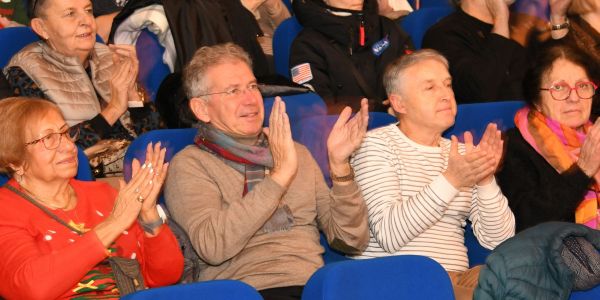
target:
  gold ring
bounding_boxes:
[137,195,144,203]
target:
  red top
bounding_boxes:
[0,179,184,299]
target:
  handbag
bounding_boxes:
[85,139,131,178]
[5,185,146,296]
[108,256,146,295]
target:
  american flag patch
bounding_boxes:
[291,63,313,85]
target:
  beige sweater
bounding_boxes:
[164,143,369,290]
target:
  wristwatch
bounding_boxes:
[330,168,355,182]
[139,205,168,234]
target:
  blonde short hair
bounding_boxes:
[0,97,62,175]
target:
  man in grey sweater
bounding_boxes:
[164,43,370,299]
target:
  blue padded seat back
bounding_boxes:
[443,100,526,143]
[123,128,197,182]
[123,128,197,205]
[400,6,454,49]
[122,280,262,300]
[571,284,600,299]
[0,174,8,186]
[0,27,38,68]
[273,17,302,78]
[263,92,327,130]
[292,112,396,186]
[135,29,170,102]
[76,147,94,181]
[464,222,491,267]
[302,255,455,300]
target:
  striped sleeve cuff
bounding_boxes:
[430,174,459,205]
[476,177,502,201]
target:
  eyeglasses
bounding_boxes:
[540,81,597,101]
[198,83,262,98]
[25,127,80,150]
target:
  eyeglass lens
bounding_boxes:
[550,82,596,100]
[41,129,79,149]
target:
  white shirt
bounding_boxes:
[350,124,515,272]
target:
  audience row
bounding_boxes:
[1,38,600,299]
[0,0,599,299]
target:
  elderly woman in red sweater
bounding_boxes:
[0,97,183,299]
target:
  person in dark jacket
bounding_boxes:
[422,0,527,103]
[475,222,600,300]
[289,0,412,113]
[496,40,600,232]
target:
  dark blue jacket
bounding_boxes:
[475,222,600,300]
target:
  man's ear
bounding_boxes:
[389,94,406,115]
[189,97,210,123]
[30,18,49,40]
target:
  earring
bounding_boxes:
[14,169,24,183]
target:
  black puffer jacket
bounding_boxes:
[290,0,411,112]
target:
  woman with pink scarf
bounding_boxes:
[497,40,600,232]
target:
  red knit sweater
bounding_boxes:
[0,179,183,299]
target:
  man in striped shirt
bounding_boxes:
[350,49,515,300]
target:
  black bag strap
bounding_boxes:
[5,184,84,236]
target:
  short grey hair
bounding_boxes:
[383,49,449,96]
[183,43,253,99]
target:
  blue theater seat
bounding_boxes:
[122,280,262,300]
[465,222,491,267]
[302,255,455,300]
[135,29,171,102]
[0,27,38,68]
[263,92,327,130]
[400,6,454,49]
[273,17,302,78]
[571,284,600,299]
[292,112,396,186]
[123,128,197,184]
[444,100,526,143]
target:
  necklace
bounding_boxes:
[19,183,88,232]
[19,184,74,211]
